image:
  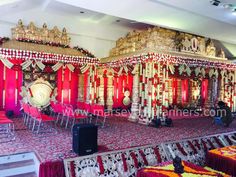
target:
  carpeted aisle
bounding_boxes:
[0,117,235,163]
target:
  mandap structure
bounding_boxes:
[0,20,236,124]
[1,20,236,125]
[100,26,236,125]
[0,20,99,115]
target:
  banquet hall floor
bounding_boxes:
[0,116,236,163]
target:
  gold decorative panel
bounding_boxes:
[109,26,225,59]
[11,19,70,46]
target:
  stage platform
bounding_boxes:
[0,116,235,163]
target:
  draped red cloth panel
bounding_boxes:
[206,146,236,176]
[0,59,23,115]
[172,78,178,105]
[57,68,62,102]
[181,79,189,104]
[57,67,78,107]
[0,62,4,110]
[39,160,65,177]
[112,74,133,109]
[70,69,78,107]
[201,79,208,106]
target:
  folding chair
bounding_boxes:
[92,105,107,128]
[64,105,87,129]
[0,114,15,140]
[30,106,55,134]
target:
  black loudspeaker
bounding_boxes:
[6,110,14,118]
[72,124,98,156]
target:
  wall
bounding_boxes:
[0,7,131,58]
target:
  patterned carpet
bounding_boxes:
[0,117,235,163]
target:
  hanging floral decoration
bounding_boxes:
[209,68,219,78]
[16,38,70,48]
[0,48,99,64]
[101,52,236,70]
[0,37,10,45]
[195,67,206,78]
[178,64,191,76]
[73,46,96,58]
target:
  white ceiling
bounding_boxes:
[1,0,236,56]
[53,0,236,44]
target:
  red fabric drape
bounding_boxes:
[172,78,178,105]
[0,62,4,110]
[70,69,78,107]
[112,73,133,108]
[57,68,62,102]
[39,161,65,177]
[201,79,208,106]
[0,60,23,115]
[181,79,189,104]
[57,67,78,106]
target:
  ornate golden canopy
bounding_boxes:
[11,19,70,46]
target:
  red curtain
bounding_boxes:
[112,73,133,109]
[0,62,4,110]
[0,60,23,115]
[39,161,65,177]
[172,78,178,105]
[181,79,189,104]
[201,79,208,106]
[57,68,62,102]
[57,67,78,107]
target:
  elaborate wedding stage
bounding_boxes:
[0,116,236,176]
[1,20,236,177]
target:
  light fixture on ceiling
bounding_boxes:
[223,3,233,9]
[232,9,236,15]
[80,11,85,14]
[210,0,221,6]
[116,20,120,22]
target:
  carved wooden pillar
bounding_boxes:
[129,64,140,122]
[106,70,114,111]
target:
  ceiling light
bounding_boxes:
[80,11,84,14]
[116,20,120,22]
[232,9,236,15]
[0,0,20,6]
[223,3,233,9]
[210,0,221,6]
